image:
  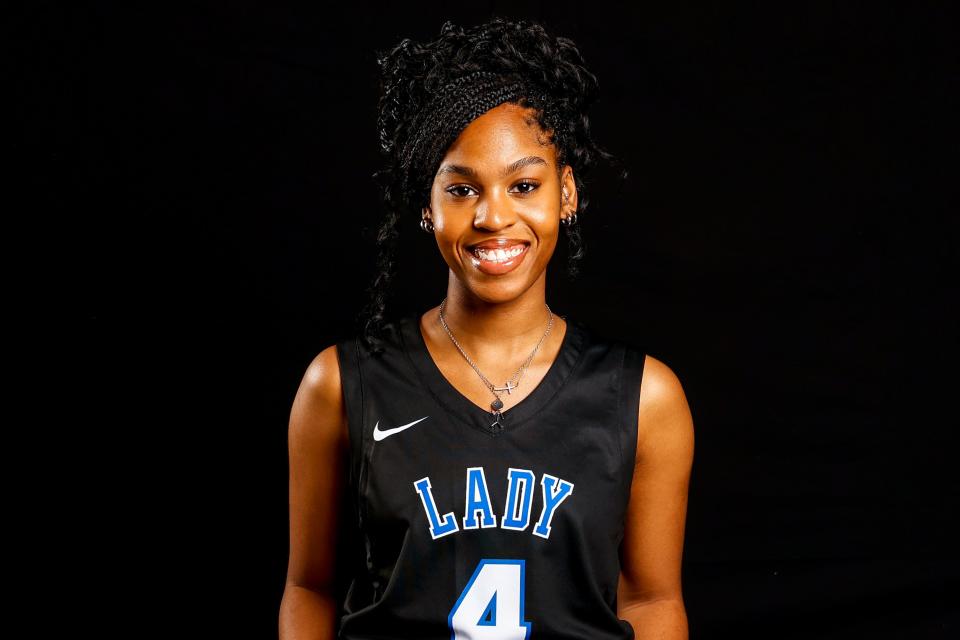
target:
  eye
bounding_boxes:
[512,181,540,194]
[445,185,476,198]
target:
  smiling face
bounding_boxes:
[424,102,578,305]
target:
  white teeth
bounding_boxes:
[474,245,526,262]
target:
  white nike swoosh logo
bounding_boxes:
[372,416,429,441]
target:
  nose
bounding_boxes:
[473,189,518,231]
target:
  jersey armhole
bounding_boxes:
[332,338,366,622]
[619,345,646,477]
[334,338,366,506]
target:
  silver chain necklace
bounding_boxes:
[437,297,554,431]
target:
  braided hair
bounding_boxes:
[361,17,627,354]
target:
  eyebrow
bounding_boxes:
[436,155,548,180]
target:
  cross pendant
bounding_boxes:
[493,380,517,394]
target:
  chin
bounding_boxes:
[459,270,546,306]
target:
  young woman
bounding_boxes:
[280,17,694,640]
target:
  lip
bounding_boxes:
[467,237,530,251]
[466,239,531,276]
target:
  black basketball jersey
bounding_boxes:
[333,312,646,639]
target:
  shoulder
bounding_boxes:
[288,345,347,447]
[637,354,686,416]
[635,354,695,464]
[301,345,343,400]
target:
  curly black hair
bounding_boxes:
[360,17,627,354]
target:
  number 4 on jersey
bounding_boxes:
[448,559,532,639]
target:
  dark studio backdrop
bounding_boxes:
[47,1,957,637]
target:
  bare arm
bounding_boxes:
[279,346,349,640]
[618,355,695,639]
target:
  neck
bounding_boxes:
[439,270,554,354]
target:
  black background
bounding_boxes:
[35,1,957,637]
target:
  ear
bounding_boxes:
[560,166,578,217]
[422,206,432,220]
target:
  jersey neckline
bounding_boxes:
[398,311,587,437]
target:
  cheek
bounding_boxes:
[432,211,465,244]
[430,219,467,267]
[529,207,561,245]
[538,226,561,262]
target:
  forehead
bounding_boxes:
[439,102,556,168]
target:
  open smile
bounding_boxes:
[466,240,530,276]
